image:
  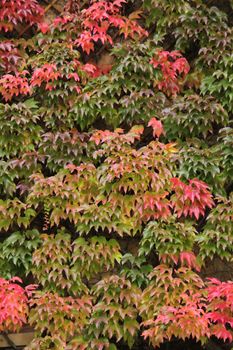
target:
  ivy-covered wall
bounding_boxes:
[0,0,233,349]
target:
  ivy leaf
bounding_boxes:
[148,117,164,138]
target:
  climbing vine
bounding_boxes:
[0,0,233,349]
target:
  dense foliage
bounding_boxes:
[0,0,233,349]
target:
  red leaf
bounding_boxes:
[148,118,164,138]
[180,252,200,271]
[38,22,50,34]
[150,50,190,96]
[212,325,233,342]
